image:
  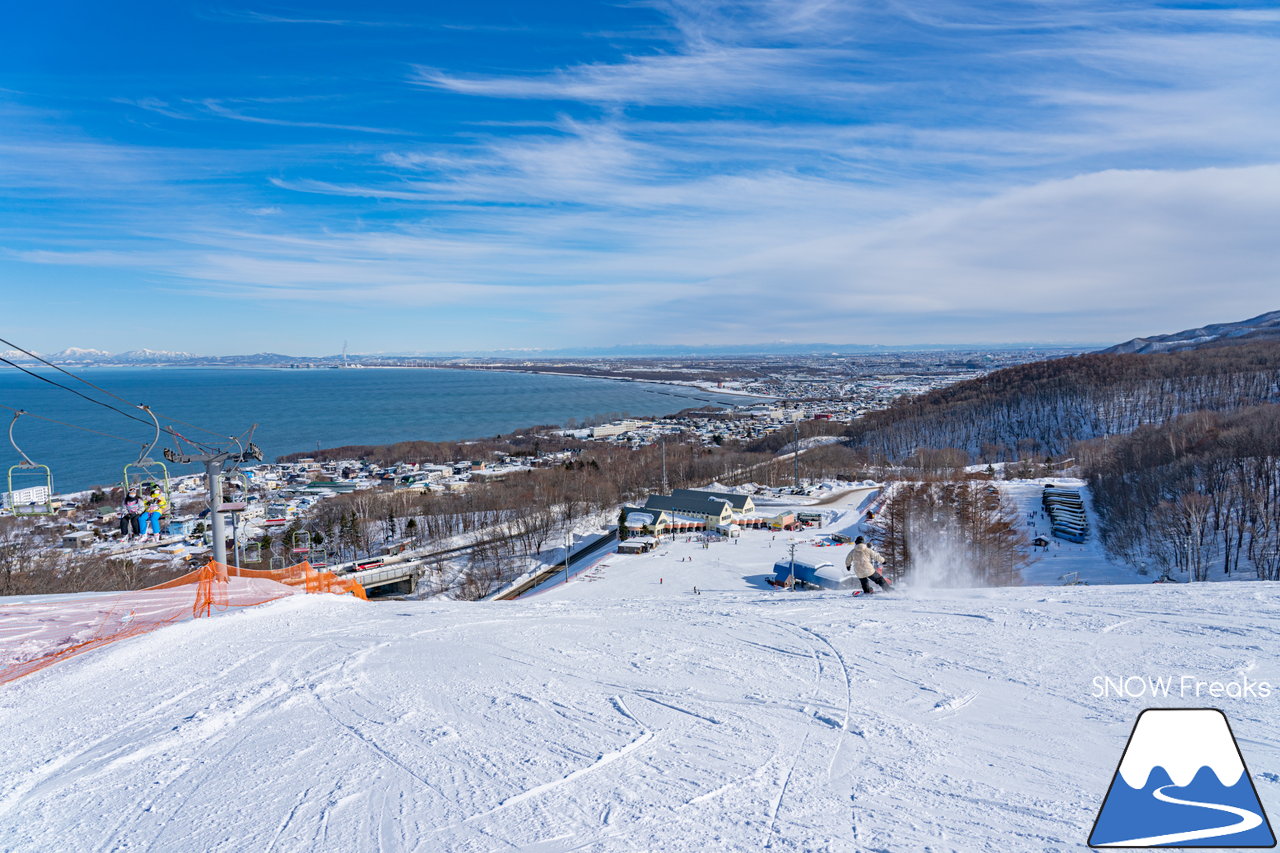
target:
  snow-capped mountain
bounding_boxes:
[50,348,113,362]
[1103,310,1280,354]
[113,349,196,362]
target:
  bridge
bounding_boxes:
[346,562,421,596]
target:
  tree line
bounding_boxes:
[1076,404,1280,581]
[869,481,1029,587]
[844,342,1280,462]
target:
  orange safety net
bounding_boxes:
[0,561,365,686]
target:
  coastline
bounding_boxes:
[421,364,772,402]
[69,362,773,401]
[2,366,765,495]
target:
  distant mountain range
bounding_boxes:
[2,342,1083,367]
[0,348,197,365]
[1102,310,1280,354]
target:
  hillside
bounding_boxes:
[843,340,1280,460]
[1,581,1277,852]
[1103,310,1280,354]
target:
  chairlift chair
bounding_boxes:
[268,539,286,572]
[245,541,262,563]
[5,412,54,516]
[291,529,312,554]
[123,406,170,504]
[221,471,250,497]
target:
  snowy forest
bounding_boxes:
[841,340,1280,582]
[843,342,1280,461]
[1078,405,1280,581]
[870,481,1030,587]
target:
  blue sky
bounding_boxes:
[2,0,1278,355]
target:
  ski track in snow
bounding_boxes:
[3,488,1280,851]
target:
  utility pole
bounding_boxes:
[661,438,669,494]
[787,538,798,589]
[793,420,800,491]
[564,531,572,584]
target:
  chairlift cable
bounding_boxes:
[0,402,141,445]
[0,358,218,454]
[0,337,236,446]
[0,355,155,429]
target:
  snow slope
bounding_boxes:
[2,581,1279,852]
[997,479,1141,586]
[526,487,879,600]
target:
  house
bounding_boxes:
[590,419,650,438]
[621,506,670,537]
[617,536,658,554]
[642,493,734,527]
[671,488,755,515]
[768,511,798,531]
[3,484,51,511]
[61,530,95,550]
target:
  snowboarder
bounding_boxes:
[845,536,890,594]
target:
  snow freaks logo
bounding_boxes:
[1089,709,1276,848]
[1091,675,1273,700]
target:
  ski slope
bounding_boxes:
[997,479,1141,586]
[2,579,1279,852]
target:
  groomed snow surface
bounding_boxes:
[2,488,1279,852]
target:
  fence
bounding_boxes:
[0,561,365,686]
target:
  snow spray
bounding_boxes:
[901,515,981,591]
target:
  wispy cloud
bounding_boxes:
[206,8,407,27]
[201,99,410,135]
[4,0,1279,351]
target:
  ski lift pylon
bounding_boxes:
[5,411,54,516]
[123,405,170,502]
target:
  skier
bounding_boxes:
[118,488,143,540]
[138,483,167,542]
[845,536,890,594]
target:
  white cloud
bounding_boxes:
[5,0,1280,349]
[201,100,410,135]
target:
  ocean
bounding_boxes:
[0,367,749,493]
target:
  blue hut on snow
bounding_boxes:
[772,559,851,590]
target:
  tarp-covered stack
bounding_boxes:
[1043,485,1089,543]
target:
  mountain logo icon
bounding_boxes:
[1089,708,1275,848]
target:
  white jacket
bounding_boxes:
[845,543,884,579]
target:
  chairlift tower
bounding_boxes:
[793,421,800,491]
[660,438,668,494]
[165,434,262,567]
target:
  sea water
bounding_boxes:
[0,367,749,492]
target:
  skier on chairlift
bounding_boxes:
[138,483,167,542]
[118,488,143,540]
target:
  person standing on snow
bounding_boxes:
[845,536,891,594]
